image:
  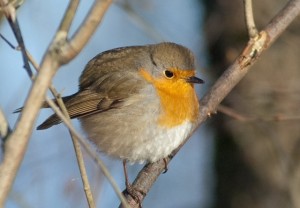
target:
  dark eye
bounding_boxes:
[164,70,174,78]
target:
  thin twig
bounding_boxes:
[122,0,300,206]
[218,104,300,122]
[1,9,122,207]
[243,0,258,38]
[0,0,33,77]
[217,105,250,121]
[26,49,96,208]
[51,95,96,208]
[58,0,79,34]
[45,98,130,208]
[0,33,18,49]
[71,135,96,208]
[63,0,113,62]
[21,0,95,204]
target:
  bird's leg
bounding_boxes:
[162,158,168,174]
[122,160,144,207]
[122,160,131,189]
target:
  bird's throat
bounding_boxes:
[139,69,199,127]
[155,81,199,127]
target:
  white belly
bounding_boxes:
[122,120,193,163]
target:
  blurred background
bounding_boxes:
[1,0,300,208]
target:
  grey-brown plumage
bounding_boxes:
[37,42,195,130]
[37,42,202,163]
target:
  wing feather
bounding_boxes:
[37,70,147,130]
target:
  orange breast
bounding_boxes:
[139,69,199,127]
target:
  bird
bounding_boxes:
[37,42,204,198]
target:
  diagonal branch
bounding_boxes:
[0,0,113,206]
[27,49,96,208]
[58,0,114,63]
[121,0,300,206]
[45,98,130,208]
[58,0,79,34]
[0,0,33,77]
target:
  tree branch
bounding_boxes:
[45,98,130,208]
[121,0,300,206]
[0,0,113,206]
[244,0,258,38]
[58,0,114,63]
[217,104,300,122]
[58,0,79,34]
[27,50,96,208]
[0,0,32,77]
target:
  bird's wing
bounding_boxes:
[37,70,147,130]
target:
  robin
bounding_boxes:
[37,42,204,197]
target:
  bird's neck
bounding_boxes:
[154,80,199,128]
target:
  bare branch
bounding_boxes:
[51,95,96,208]
[218,105,300,122]
[0,0,113,206]
[59,0,114,63]
[0,33,18,49]
[27,50,96,208]
[122,0,300,206]
[217,105,250,121]
[45,98,130,208]
[1,24,125,208]
[71,135,96,208]
[0,0,33,77]
[244,0,258,38]
[58,0,79,35]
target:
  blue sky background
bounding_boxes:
[0,0,215,207]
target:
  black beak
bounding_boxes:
[186,76,204,84]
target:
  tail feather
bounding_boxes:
[14,94,78,130]
[37,114,62,130]
[16,90,117,130]
[37,91,103,130]
[14,94,75,113]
